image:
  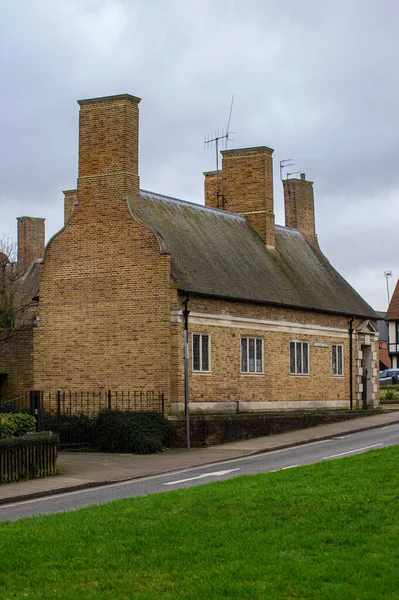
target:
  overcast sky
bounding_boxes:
[1,0,398,311]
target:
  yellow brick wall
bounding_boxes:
[0,330,34,401]
[33,95,178,407]
[170,294,377,410]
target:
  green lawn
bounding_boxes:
[1,447,398,600]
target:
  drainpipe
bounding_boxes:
[183,297,191,449]
[349,317,354,410]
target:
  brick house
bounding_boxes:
[0,93,379,413]
[386,279,399,369]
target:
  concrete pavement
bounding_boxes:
[1,408,399,506]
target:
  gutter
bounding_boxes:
[182,290,379,322]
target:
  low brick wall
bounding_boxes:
[169,409,383,448]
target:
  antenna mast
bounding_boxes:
[384,270,393,305]
[204,95,235,209]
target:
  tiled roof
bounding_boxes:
[386,278,399,320]
[132,191,378,319]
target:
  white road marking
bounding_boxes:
[381,424,398,430]
[0,440,334,510]
[322,443,383,460]
[270,465,300,472]
[163,468,240,486]
[1,431,392,511]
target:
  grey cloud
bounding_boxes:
[1,0,398,309]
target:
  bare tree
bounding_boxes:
[0,235,38,342]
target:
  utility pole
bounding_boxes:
[183,298,191,449]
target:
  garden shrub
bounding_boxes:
[43,413,93,436]
[383,389,396,402]
[0,412,36,439]
[0,399,28,414]
[91,410,173,454]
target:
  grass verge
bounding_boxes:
[0,447,398,599]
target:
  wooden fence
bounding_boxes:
[0,434,58,484]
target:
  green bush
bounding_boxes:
[0,431,58,451]
[91,410,173,454]
[0,412,36,439]
[43,413,93,438]
[384,389,396,401]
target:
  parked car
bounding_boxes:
[379,369,399,385]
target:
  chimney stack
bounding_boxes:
[283,173,318,248]
[203,170,223,210]
[17,217,45,266]
[204,146,275,249]
[77,94,141,219]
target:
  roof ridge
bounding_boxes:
[139,189,245,219]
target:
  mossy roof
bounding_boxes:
[135,190,377,319]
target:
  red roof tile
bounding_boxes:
[386,278,399,320]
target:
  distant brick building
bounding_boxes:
[0,93,379,412]
[386,279,399,369]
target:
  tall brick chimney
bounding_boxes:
[204,146,275,248]
[203,170,222,210]
[17,217,45,266]
[283,173,318,248]
[77,94,141,218]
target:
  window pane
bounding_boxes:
[193,334,200,371]
[290,342,296,373]
[332,345,337,375]
[338,345,343,375]
[256,339,262,372]
[296,342,302,374]
[302,343,308,374]
[241,338,248,372]
[202,335,209,371]
[249,338,255,372]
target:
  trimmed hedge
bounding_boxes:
[0,412,36,439]
[0,432,58,483]
[92,410,173,454]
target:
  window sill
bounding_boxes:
[332,374,344,378]
[289,373,311,377]
[240,372,265,376]
[192,371,213,375]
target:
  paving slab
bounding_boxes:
[1,410,399,505]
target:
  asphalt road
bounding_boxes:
[1,424,398,522]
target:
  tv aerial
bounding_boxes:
[204,95,235,208]
[384,270,393,304]
[280,159,301,181]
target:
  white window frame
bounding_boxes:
[192,333,211,372]
[241,337,263,374]
[290,341,309,375]
[332,344,344,376]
